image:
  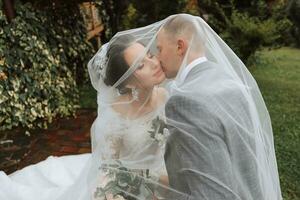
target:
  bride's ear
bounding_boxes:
[177,39,187,56]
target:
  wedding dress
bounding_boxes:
[0,95,168,200]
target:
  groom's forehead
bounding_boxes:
[156,29,167,44]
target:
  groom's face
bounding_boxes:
[156,29,182,79]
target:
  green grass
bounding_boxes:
[78,47,300,199]
[250,47,300,200]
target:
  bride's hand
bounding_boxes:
[159,175,169,186]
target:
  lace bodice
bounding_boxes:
[91,104,167,172]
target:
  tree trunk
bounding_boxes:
[3,0,15,22]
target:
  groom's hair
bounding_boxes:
[162,14,204,52]
[163,14,197,37]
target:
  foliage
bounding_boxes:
[180,0,200,16]
[0,2,93,133]
[94,0,129,39]
[250,47,300,200]
[96,0,292,61]
[196,0,292,61]
[94,0,113,41]
[130,0,181,26]
[78,84,97,109]
[95,0,182,37]
[121,3,139,30]
[287,0,300,46]
[95,162,149,200]
[221,11,290,61]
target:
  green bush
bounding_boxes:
[0,3,93,132]
[221,11,291,61]
[199,0,292,62]
[287,0,300,46]
[121,3,139,30]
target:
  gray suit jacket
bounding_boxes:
[164,61,263,200]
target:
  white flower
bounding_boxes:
[163,128,170,136]
[154,134,164,142]
[105,194,126,200]
[114,195,126,200]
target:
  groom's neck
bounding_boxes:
[186,52,205,66]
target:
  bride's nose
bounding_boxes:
[148,56,160,69]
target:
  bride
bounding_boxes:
[0,29,173,200]
[88,34,171,199]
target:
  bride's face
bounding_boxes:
[123,43,166,89]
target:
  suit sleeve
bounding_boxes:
[165,95,239,200]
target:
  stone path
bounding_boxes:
[0,109,97,174]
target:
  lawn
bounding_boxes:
[250,47,300,200]
[79,47,300,200]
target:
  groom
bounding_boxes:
[156,14,263,200]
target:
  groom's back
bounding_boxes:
[165,61,264,200]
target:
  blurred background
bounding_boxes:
[0,0,299,199]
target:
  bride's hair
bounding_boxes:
[104,34,135,93]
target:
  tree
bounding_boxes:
[287,0,300,46]
[3,0,16,22]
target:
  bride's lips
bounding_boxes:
[153,68,163,77]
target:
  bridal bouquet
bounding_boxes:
[93,117,169,200]
[94,161,155,200]
[148,116,169,146]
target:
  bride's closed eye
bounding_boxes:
[147,52,154,58]
[137,63,144,70]
[136,52,154,70]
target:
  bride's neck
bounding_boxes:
[130,87,154,108]
[113,87,156,119]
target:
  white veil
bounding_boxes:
[57,14,281,200]
[155,14,282,200]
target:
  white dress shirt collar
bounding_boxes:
[176,56,208,85]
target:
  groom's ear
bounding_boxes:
[177,39,187,56]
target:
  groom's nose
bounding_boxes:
[158,55,162,63]
[155,51,161,61]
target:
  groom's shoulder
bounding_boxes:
[197,60,219,69]
[166,94,209,115]
[166,95,196,107]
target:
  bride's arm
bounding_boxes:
[159,175,169,186]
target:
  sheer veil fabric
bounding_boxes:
[0,14,282,200]
[84,13,281,200]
